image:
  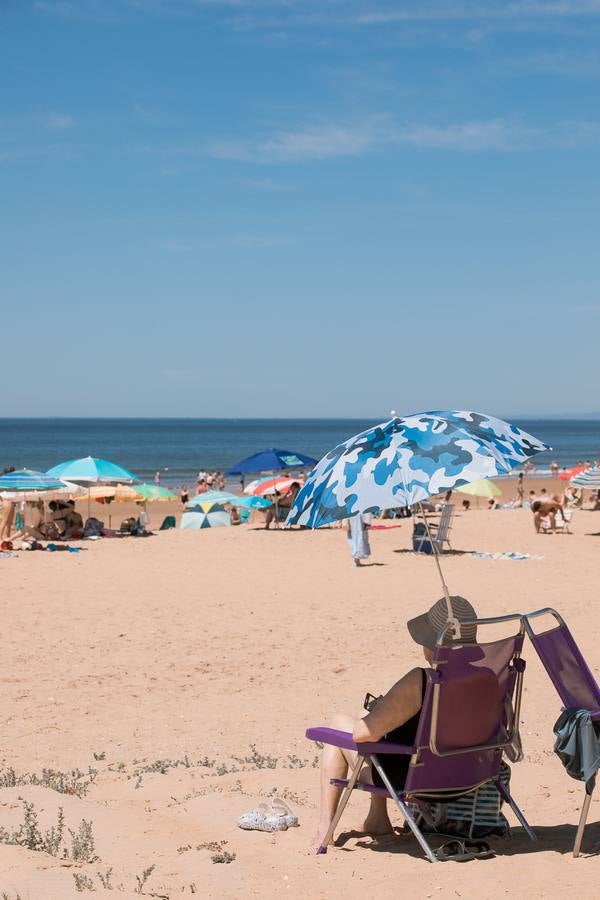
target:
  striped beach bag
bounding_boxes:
[412,762,511,839]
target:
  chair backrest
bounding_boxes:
[403,615,525,799]
[524,609,600,713]
[437,504,454,540]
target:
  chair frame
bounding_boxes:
[309,613,536,862]
[524,607,600,857]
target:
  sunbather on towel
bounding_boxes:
[313,596,477,847]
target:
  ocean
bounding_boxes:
[1,418,599,487]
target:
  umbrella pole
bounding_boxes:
[418,502,451,605]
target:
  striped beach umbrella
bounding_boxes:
[0,469,67,492]
[570,467,600,489]
[244,475,304,496]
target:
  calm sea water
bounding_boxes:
[0,418,598,486]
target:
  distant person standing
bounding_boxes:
[154,470,160,485]
[180,485,189,505]
[516,472,525,506]
[550,460,559,478]
[346,513,372,567]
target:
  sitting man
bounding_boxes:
[313,596,477,847]
[531,499,566,533]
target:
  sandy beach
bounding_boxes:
[1,485,599,898]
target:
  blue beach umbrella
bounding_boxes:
[47,456,139,484]
[225,448,317,476]
[286,410,549,610]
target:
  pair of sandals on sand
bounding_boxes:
[435,837,495,862]
[237,798,299,832]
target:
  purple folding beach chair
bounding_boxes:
[307,613,536,863]
[524,607,600,857]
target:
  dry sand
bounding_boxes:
[1,485,599,898]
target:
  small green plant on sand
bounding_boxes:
[0,801,65,855]
[69,819,98,863]
[0,763,97,797]
[135,864,155,893]
[97,867,113,888]
[73,873,95,892]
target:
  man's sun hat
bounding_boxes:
[407,595,477,647]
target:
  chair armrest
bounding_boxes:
[306,726,414,756]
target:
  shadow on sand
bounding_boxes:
[333,820,600,859]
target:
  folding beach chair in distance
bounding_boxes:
[413,504,455,554]
[307,613,535,862]
[524,607,600,856]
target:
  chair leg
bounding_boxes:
[317,756,364,855]
[573,787,593,858]
[371,756,438,863]
[495,780,537,842]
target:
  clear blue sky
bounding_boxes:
[2,1,599,418]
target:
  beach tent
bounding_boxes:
[225,448,317,476]
[180,506,230,529]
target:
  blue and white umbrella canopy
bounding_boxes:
[286,410,549,528]
[570,467,600,489]
[0,469,67,492]
[47,456,139,484]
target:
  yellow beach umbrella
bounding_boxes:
[456,479,502,499]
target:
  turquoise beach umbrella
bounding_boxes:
[47,456,139,484]
[229,495,272,509]
[186,490,238,508]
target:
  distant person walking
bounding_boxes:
[346,513,371,567]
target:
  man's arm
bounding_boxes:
[352,667,424,743]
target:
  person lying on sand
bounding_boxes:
[313,596,477,847]
[531,499,565,533]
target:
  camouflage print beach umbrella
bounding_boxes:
[286,411,549,529]
[286,411,549,614]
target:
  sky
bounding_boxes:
[2,0,600,418]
